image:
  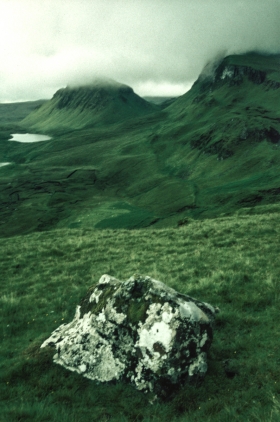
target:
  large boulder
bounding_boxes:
[41,274,217,395]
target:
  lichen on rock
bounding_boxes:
[41,274,217,395]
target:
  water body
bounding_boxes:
[9,133,52,143]
[0,162,10,167]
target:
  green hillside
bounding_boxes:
[0,100,47,143]
[1,52,280,421]
[145,52,280,217]
[21,79,158,132]
[0,52,280,237]
[0,100,47,125]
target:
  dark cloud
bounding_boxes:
[0,0,279,102]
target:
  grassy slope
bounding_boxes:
[0,100,47,125]
[0,53,280,237]
[1,208,280,421]
[0,113,169,236]
[21,83,158,133]
[151,53,280,217]
[0,100,47,156]
[1,53,280,421]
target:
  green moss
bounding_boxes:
[126,299,150,325]
[79,283,119,317]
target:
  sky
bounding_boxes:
[0,0,280,102]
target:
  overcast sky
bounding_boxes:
[0,0,280,102]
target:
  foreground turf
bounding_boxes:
[1,208,280,421]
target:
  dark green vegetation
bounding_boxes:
[0,52,280,419]
[22,79,157,132]
[144,96,178,108]
[1,53,280,237]
[1,210,280,421]
[0,99,47,161]
[0,100,47,125]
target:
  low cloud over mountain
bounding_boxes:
[0,0,280,102]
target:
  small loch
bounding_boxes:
[9,133,52,143]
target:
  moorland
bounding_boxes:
[1,52,280,421]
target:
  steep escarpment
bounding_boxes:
[21,78,158,132]
[159,52,280,161]
[215,53,280,86]
[193,53,280,94]
[145,52,280,218]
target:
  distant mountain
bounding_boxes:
[165,52,280,159]
[143,96,178,109]
[1,52,280,236]
[0,100,47,125]
[147,52,280,217]
[21,79,158,132]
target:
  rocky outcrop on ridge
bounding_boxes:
[41,274,217,396]
[53,80,153,112]
[215,63,266,85]
[191,53,280,95]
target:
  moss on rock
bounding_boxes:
[41,274,217,396]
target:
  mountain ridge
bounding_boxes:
[0,52,280,236]
[21,78,158,132]
[163,52,280,159]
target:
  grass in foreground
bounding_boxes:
[1,210,280,421]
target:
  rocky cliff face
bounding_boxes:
[168,53,280,160]
[192,53,280,95]
[215,63,266,86]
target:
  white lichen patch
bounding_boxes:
[41,274,216,395]
[99,274,113,284]
[188,352,208,377]
[200,332,208,348]
[138,302,177,354]
[179,300,209,322]
[79,364,87,373]
[96,310,106,322]
[133,302,180,390]
[139,321,172,353]
[104,299,126,324]
[41,301,129,382]
[89,288,103,303]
